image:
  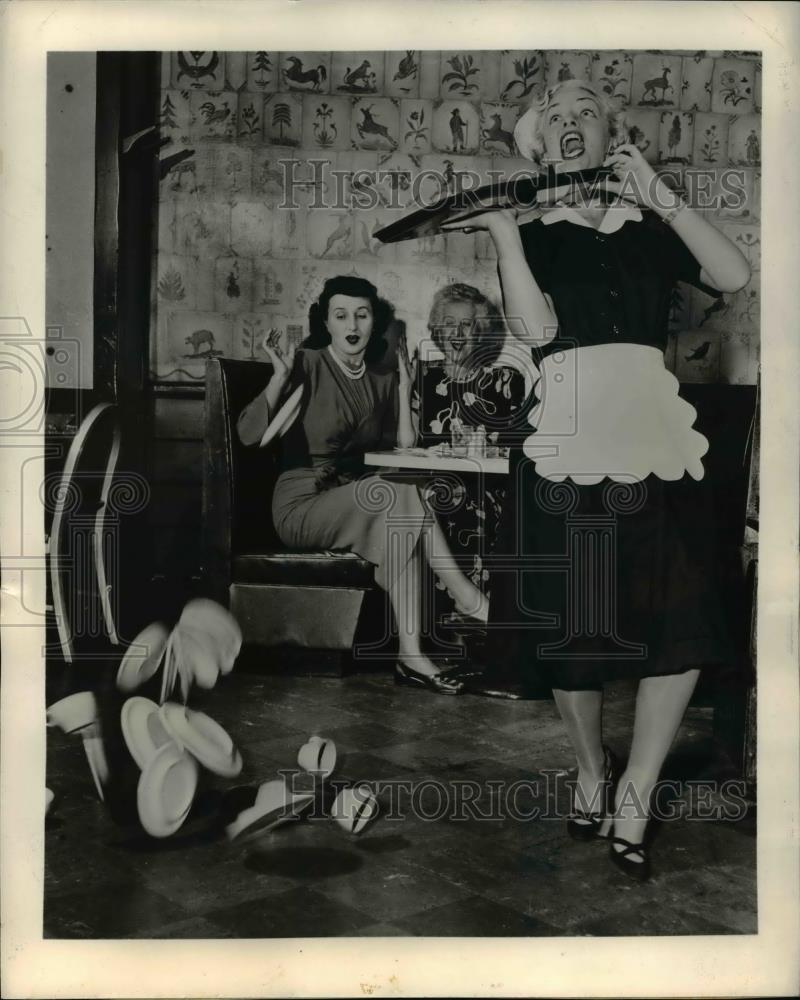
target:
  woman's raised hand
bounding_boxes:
[261,329,297,385]
[397,332,417,390]
[602,144,660,208]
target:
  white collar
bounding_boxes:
[541,202,643,234]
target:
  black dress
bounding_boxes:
[487,205,737,692]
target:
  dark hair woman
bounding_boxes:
[237,275,489,695]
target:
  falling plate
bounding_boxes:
[159,702,243,778]
[331,785,378,834]
[121,696,176,771]
[116,622,170,693]
[178,599,242,674]
[46,691,98,734]
[296,735,337,777]
[173,625,221,690]
[226,778,315,841]
[137,741,199,839]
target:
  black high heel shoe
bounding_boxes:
[394,661,466,696]
[566,745,620,842]
[609,832,651,882]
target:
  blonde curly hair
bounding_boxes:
[513,79,627,165]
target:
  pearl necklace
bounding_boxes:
[327,345,366,380]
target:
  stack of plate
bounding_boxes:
[121,697,243,838]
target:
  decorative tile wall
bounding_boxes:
[151,49,761,385]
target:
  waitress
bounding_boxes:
[443,79,751,880]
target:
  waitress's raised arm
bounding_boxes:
[442,210,558,347]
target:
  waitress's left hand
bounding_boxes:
[602,143,661,209]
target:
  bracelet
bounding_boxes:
[662,198,688,226]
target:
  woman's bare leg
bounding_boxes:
[552,689,606,816]
[420,516,489,621]
[387,534,447,677]
[611,669,701,862]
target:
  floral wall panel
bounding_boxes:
[301,95,351,152]
[439,52,487,99]
[237,93,264,143]
[156,254,197,311]
[691,113,730,166]
[212,145,253,197]
[722,223,761,271]
[711,58,755,114]
[399,99,433,155]
[233,313,292,361]
[385,50,422,99]
[500,51,544,103]
[591,52,633,107]
[680,54,713,112]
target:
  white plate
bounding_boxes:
[178,600,242,674]
[159,702,243,778]
[116,622,170,693]
[120,696,175,771]
[173,625,221,690]
[259,383,303,449]
[226,778,314,841]
[137,741,199,839]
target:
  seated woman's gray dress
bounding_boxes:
[272,348,426,591]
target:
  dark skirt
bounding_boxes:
[485,448,740,691]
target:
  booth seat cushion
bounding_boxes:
[233,550,376,588]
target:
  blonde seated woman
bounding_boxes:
[237,275,488,695]
[443,79,751,879]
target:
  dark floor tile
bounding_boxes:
[394,895,559,937]
[572,904,741,936]
[45,883,188,938]
[321,720,411,752]
[209,885,374,937]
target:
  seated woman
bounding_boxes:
[411,283,528,690]
[237,275,488,695]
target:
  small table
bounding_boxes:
[363,448,509,476]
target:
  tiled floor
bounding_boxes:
[45,668,757,938]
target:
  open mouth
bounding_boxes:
[560,131,585,160]
[449,338,466,353]
[345,335,361,345]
